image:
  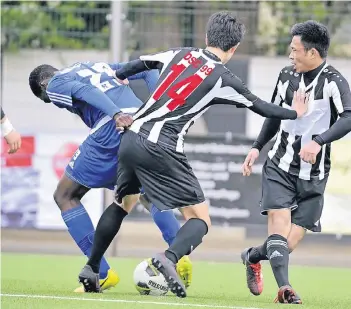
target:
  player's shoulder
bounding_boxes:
[219,66,247,89]
[323,65,349,85]
[277,65,301,82]
[220,65,242,80]
[321,65,351,95]
[47,67,77,93]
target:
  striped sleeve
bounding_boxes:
[270,71,284,105]
[46,77,73,108]
[214,71,258,107]
[329,75,351,114]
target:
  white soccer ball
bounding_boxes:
[133,259,169,296]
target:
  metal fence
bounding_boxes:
[2,1,351,57]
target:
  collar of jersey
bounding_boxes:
[202,49,221,62]
[300,61,328,91]
[303,61,327,85]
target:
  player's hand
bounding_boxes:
[242,148,260,176]
[116,78,129,85]
[114,75,129,85]
[113,112,133,131]
[113,70,129,85]
[4,130,22,154]
[298,140,321,165]
[292,89,309,118]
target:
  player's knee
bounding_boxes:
[267,209,291,236]
[182,202,211,229]
[287,224,306,252]
[202,216,211,230]
[268,209,291,225]
[53,186,75,211]
[53,187,67,210]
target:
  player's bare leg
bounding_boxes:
[152,202,210,298]
[287,224,306,252]
[53,175,90,212]
[79,193,139,292]
[121,193,140,212]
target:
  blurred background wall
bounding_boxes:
[1,1,351,263]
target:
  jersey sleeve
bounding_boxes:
[270,72,284,105]
[46,76,74,108]
[328,75,351,114]
[47,76,120,118]
[213,71,297,120]
[110,62,159,93]
[139,48,182,65]
[213,71,258,107]
[115,48,188,80]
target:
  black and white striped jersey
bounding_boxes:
[115,47,299,153]
[268,62,351,180]
[128,48,260,152]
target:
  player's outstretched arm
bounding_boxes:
[115,49,182,81]
[110,62,159,92]
[215,72,308,120]
[115,59,162,81]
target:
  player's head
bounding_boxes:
[289,20,330,73]
[29,64,58,103]
[205,11,245,64]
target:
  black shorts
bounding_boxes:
[116,130,205,211]
[260,158,328,232]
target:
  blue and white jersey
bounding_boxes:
[46,61,158,131]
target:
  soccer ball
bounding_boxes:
[133,259,169,296]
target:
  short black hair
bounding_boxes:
[29,64,58,97]
[206,11,245,52]
[291,20,330,58]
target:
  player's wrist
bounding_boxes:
[313,135,325,146]
[251,141,263,152]
[1,118,14,137]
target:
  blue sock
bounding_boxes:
[150,204,180,246]
[62,204,110,278]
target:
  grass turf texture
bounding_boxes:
[1,253,350,309]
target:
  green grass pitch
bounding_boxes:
[1,253,350,309]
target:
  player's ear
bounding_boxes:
[205,34,208,46]
[40,79,48,88]
[309,48,318,59]
[229,43,239,54]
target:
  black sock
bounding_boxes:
[266,234,290,288]
[87,203,128,273]
[248,240,269,264]
[165,218,208,264]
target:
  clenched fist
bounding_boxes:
[113,113,133,131]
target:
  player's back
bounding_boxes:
[129,48,249,152]
[47,61,144,129]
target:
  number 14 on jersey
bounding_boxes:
[153,57,214,111]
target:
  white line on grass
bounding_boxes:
[1,293,270,309]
